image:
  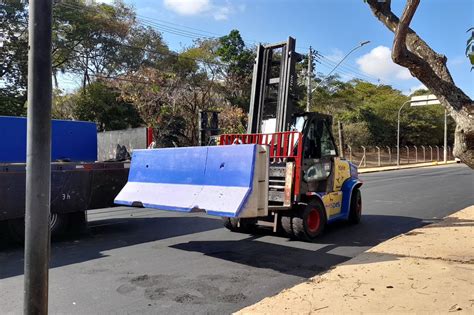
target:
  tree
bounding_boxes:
[73,81,143,131]
[366,0,474,168]
[0,0,28,106]
[216,30,255,111]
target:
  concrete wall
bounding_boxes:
[98,127,147,161]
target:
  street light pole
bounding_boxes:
[24,0,53,314]
[397,100,410,166]
[312,40,370,92]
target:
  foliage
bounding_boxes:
[217,105,247,134]
[72,81,142,131]
[0,90,26,116]
[215,30,255,111]
[310,78,454,146]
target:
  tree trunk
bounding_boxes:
[366,0,474,168]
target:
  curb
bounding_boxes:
[358,160,457,174]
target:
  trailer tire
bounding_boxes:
[348,188,362,224]
[292,200,326,241]
[222,217,256,233]
[7,212,70,243]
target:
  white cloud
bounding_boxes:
[163,0,238,20]
[356,46,413,82]
[213,6,230,20]
[164,0,211,16]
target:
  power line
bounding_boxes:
[56,1,377,84]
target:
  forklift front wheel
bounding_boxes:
[293,200,327,241]
[348,188,362,224]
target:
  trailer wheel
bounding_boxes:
[222,217,256,233]
[348,188,362,224]
[7,212,70,243]
[292,200,326,241]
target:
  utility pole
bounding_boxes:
[306,46,312,112]
[24,0,53,314]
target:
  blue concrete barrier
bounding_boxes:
[114,144,257,217]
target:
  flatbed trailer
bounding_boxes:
[0,161,129,240]
[0,116,130,241]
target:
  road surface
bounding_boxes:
[1,164,473,314]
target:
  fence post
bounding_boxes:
[359,146,366,168]
[347,145,352,162]
[374,146,380,166]
[447,146,451,160]
[429,145,433,161]
[405,145,409,164]
[435,145,439,162]
[414,145,418,163]
[386,146,391,164]
[421,145,425,162]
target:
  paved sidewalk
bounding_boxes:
[359,160,457,173]
[237,206,474,314]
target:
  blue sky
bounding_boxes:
[96,0,473,97]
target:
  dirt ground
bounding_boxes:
[237,205,474,314]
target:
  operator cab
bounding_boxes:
[290,113,339,194]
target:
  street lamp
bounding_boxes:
[397,94,441,166]
[397,100,411,166]
[311,40,371,93]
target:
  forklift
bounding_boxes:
[115,37,362,242]
[218,37,362,240]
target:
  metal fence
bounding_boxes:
[344,145,453,168]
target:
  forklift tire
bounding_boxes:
[222,217,256,233]
[348,188,362,224]
[280,215,293,236]
[292,200,327,241]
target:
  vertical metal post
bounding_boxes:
[386,146,391,164]
[376,146,381,166]
[338,121,345,159]
[435,145,440,162]
[429,146,433,161]
[414,145,418,163]
[443,108,447,164]
[24,0,53,314]
[361,146,366,168]
[348,145,352,162]
[421,145,425,162]
[405,145,410,164]
[306,46,312,112]
[397,100,409,167]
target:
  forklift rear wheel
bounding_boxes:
[348,188,362,224]
[280,215,293,236]
[292,200,326,241]
[222,217,256,232]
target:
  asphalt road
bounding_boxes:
[1,164,473,314]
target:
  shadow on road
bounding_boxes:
[0,215,222,280]
[171,214,429,277]
[0,213,430,280]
